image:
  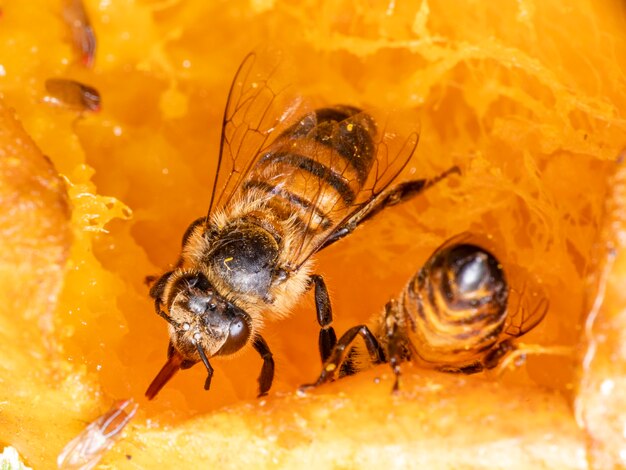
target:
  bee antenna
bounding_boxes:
[195,341,214,391]
[157,308,181,328]
[196,342,211,369]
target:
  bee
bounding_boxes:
[145,52,459,400]
[303,235,549,391]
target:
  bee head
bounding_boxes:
[165,272,252,363]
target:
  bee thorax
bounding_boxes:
[207,222,280,299]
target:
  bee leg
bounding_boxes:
[319,166,460,250]
[482,339,517,370]
[438,362,484,374]
[154,299,180,328]
[300,325,384,390]
[384,299,408,393]
[253,336,275,397]
[310,274,337,363]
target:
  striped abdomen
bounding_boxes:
[402,244,509,367]
[243,105,377,234]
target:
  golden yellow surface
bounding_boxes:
[576,159,626,468]
[0,0,625,468]
[110,369,587,469]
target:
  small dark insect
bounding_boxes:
[44,78,101,112]
[63,0,96,68]
[302,235,549,391]
[57,399,138,470]
[145,51,459,400]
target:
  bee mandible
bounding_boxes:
[145,52,459,399]
[303,235,549,391]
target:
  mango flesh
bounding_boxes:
[0,0,624,468]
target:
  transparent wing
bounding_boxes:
[289,110,420,268]
[205,51,420,270]
[57,399,138,469]
[503,274,549,338]
[206,51,311,220]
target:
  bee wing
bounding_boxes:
[290,110,420,268]
[502,272,549,338]
[206,52,420,269]
[360,112,421,197]
[57,399,138,469]
[206,52,312,220]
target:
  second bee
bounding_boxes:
[303,235,549,391]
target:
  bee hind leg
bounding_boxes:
[318,166,461,251]
[310,274,338,364]
[253,336,275,397]
[384,299,413,393]
[299,324,385,391]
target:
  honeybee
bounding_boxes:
[303,234,549,391]
[145,52,459,399]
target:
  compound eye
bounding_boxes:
[217,314,251,356]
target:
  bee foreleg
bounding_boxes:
[300,325,383,391]
[320,166,461,250]
[310,274,337,363]
[253,336,275,397]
